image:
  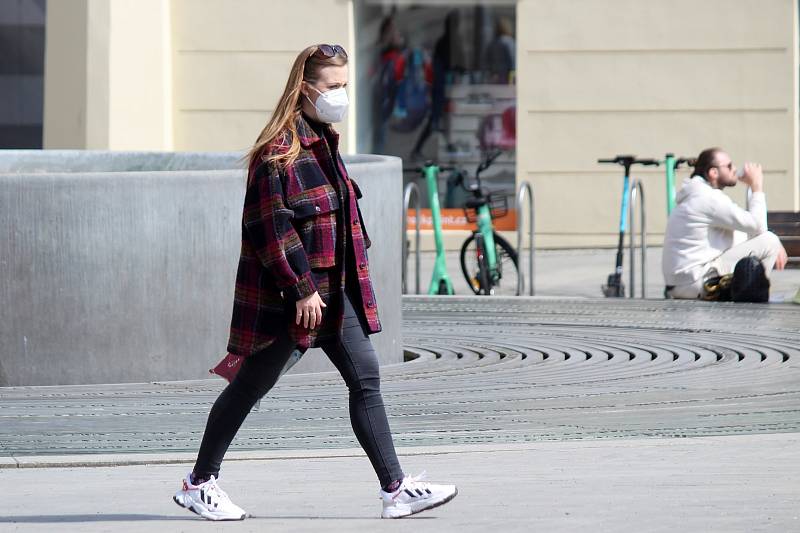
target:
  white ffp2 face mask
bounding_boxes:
[306,85,349,123]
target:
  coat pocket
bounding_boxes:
[289,185,340,269]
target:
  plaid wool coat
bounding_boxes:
[226,115,381,357]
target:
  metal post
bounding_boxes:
[402,182,421,294]
[516,182,535,296]
[628,179,646,298]
[639,180,647,299]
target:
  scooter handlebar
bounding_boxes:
[597,155,635,165]
[402,164,456,174]
[597,156,660,167]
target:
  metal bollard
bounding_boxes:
[628,179,647,298]
[516,182,535,296]
[402,182,421,294]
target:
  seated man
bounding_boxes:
[662,147,788,299]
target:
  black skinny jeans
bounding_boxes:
[193,292,404,487]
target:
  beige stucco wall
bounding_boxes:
[43,0,102,148]
[170,0,355,153]
[517,0,799,248]
[43,0,798,247]
[44,0,171,150]
[44,0,354,153]
[107,0,172,150]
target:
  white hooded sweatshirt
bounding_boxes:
[662,175,766,287]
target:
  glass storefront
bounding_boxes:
[355,1,516,209]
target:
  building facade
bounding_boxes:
[7,0,799,247]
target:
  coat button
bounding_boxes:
[359,262,366,270]
[367,300,374,308]
[315,205,321,212]
[352,219,359,225]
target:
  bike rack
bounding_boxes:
[516,182,535,296]
[402,182,421,294]
[627,179,647,298]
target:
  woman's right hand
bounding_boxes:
[295,291,327,329]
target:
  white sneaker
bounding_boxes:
[173,473,247,521]
[380,471,458,519]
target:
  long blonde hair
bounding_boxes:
[246,45,348,175]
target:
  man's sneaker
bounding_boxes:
[173,473,247,521]
[380,472,458,519]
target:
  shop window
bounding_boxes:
[355,1,516,208]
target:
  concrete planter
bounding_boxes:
[0,150,402,386]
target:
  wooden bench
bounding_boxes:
[768,211,800,268]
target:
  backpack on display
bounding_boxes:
[377,51,402,123]
[390,48,430,133]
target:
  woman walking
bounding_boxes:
[173,44,457,521]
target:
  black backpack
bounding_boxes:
[730,255,770,303]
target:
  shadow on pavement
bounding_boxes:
[0,514,425,523]
[0,514,187,523]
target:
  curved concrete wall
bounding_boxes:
[0,151,402,386]
[0,150,243,173]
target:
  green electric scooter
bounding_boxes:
[405,162,456,295]
[664,153,691,215]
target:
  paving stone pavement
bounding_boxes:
[2,298,799,458]
[0,297,800,457]
[0,435,798,532]
[2,265,800,529]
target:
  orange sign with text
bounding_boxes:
[406,208,517,231]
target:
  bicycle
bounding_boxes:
[453,150,520,295]
[405,151,520,295]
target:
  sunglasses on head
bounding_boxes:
[314,44,348,59]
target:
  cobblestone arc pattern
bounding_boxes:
[1,297,799,456]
